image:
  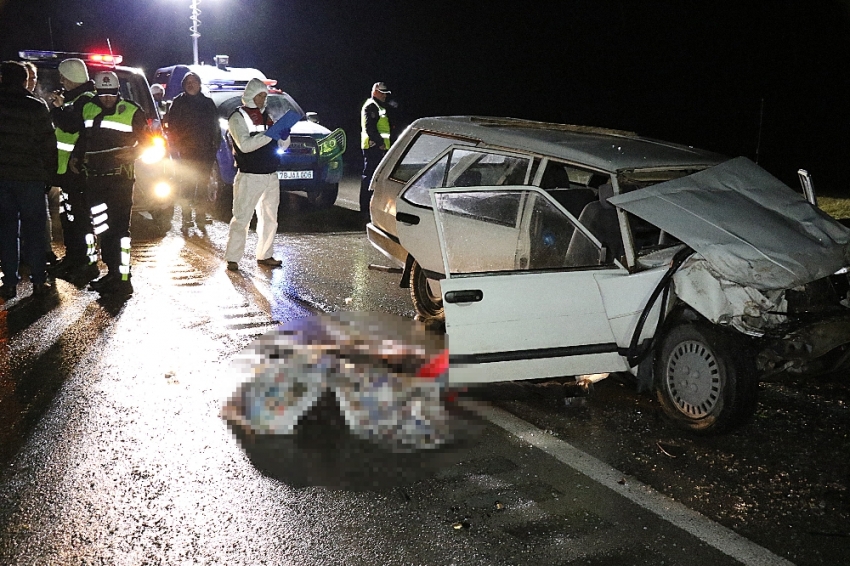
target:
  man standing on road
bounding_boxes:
[359,82,392,215]
[224,78,289,272]
[0,61,57,299]
[75,71,152,298]
[49,58,98,282]
[165,72,220,232]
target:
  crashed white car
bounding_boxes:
[366,117,850,433]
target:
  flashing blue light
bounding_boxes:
[276,148,285,155]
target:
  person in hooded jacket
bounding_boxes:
[48,58,99,281]
[0,61,57,300]
[165,71,220,230]
[224,78,289,271]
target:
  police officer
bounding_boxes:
[49,58,99,281]
[359,82,392,215]
[74,71,152,297]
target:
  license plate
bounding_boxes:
[278,170,313,180]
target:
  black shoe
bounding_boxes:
[99,277,133,296]
[257,257,283,267]
[88,273,118,291]
[227,261,239,271]
[32,282,53,297]
[53,258,87,279]
[0,285,16,300]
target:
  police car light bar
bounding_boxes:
[18,50,123,66]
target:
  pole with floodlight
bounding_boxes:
[190,0,201,65]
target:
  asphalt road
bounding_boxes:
[0,177,845,565]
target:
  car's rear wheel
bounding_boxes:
[655,322,758,434]
[410,260,444,321]
[306,183,338,209]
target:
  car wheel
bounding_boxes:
[655,322,758,434]
[208,162,224,204]
[307,183,338,209]
[410,260,444,322]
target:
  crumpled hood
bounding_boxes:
[609,157,850,290]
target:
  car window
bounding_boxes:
[389,133,474,184]
[433,189,612,276]
[434,190,526,274]
[538,161,610,219]
[32,66,158,125]
[446,149,531,188]
[402,147,531,208]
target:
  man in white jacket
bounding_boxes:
[224,78,290,271]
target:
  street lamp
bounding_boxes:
[189,0,201,65]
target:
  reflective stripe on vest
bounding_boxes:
[56,91,95,175]
[84,119,134,132]
[361,99,391,150]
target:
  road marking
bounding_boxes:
[459,399,795,566]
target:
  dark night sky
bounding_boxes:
[2,0,849,191]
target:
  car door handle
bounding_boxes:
[444,290,483,303]
[396,212,420,225]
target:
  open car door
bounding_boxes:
[428,186,658,384]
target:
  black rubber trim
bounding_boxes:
[450,342,620,365]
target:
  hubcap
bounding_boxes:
[665,340,721,418]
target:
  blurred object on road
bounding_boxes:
[222,311,450,450]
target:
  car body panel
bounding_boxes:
[425,185,670,384]
[611,156,850,290]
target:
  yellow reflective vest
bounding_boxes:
[360,98,390,150]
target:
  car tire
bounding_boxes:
[410,260,444,322]
[307,183,338,209]
[655,322,758,434]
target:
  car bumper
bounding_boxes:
[367,222,407,268]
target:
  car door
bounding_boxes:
[395,146,535,276]
[429,185,663,385]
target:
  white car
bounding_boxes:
[366,116,850,433]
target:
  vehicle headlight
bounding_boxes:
[154,182,171,198]
[219,118,229,131]
[141,136,167,164]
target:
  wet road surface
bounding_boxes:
[0,178,845,564]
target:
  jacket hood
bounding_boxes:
[609,156,850,290]
[242,78,268,108]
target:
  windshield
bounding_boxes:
[32,65,159,124]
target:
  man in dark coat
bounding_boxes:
[165,72,220,230]
[0,61,57,300]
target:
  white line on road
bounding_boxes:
[459,399,795,566]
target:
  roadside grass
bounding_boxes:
[818,196,850,220]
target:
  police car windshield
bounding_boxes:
[30,66,157,121]
[210,91,304,123]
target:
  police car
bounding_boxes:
[20,50,174,232]
[154,57,345,209]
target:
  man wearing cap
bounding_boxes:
[49,58,98,282]
[223,77,289,272]
[74,71,152,297]
[0,61,57,299]
[165,71,220,231]
[359,81,392,215]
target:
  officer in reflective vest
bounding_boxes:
[49,58,99,281]
[73,71,151,297]
[359,81,392,214]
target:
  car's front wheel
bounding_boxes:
[655,322,758,434]
[410,260,444,322]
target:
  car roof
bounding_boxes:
[409,116,725,173]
